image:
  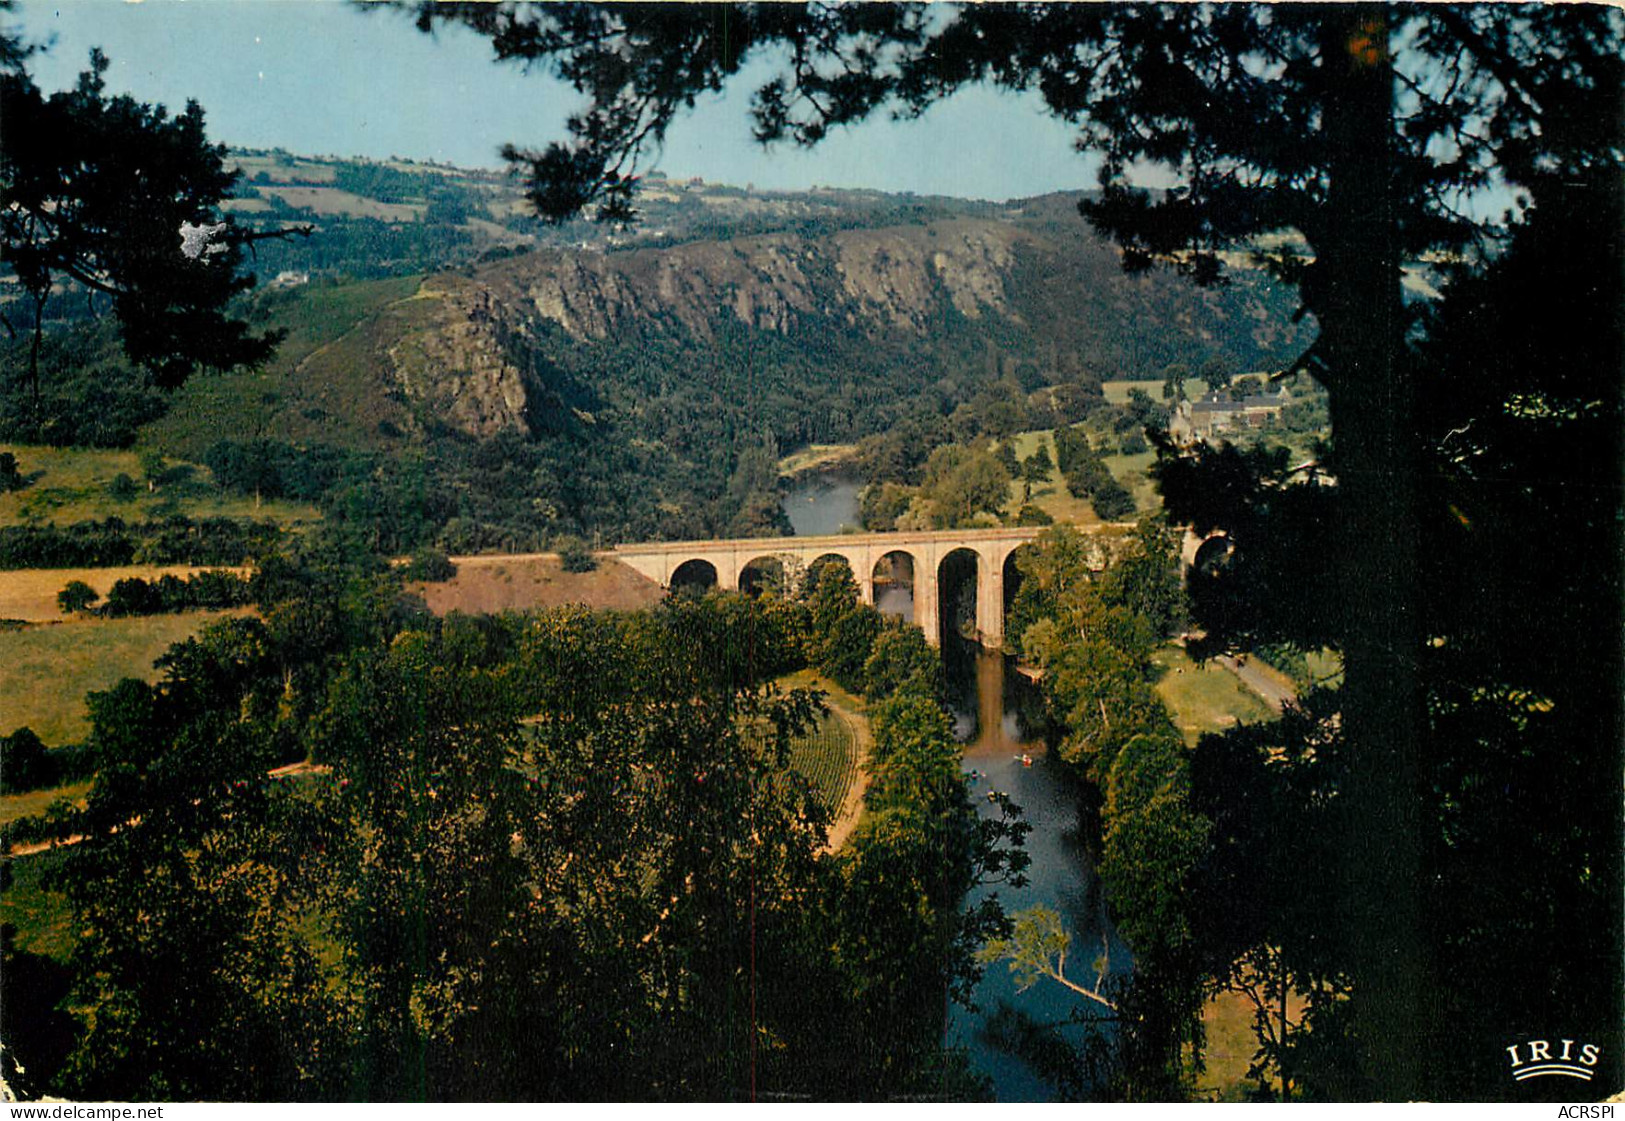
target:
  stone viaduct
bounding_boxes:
[611,527,1119,647]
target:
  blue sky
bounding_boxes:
[16,0,1101,201]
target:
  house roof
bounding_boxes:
[1191,392,1288,415]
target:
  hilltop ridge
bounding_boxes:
[4,149,1311,548]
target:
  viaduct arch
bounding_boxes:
[611,527,1117,647]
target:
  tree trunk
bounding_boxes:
[1279,948,1291,1101]
[28,292,45,401]
[1315,8,1428,1099]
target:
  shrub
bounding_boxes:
[102,577,157,617]
[184,568,253,609]
[57,580,99,614]
[405,547,457,582]
[108,472,139,502]
[0,731,95,794]
[1057,430,1138,520]
[0,727,49,793]
[88,569,250,616]
[555,535,597,573]
[861,622,945,702]
[860,482,916,532]
[1091,481,1137,521]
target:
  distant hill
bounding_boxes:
[4,152,1313,550]
[220,150,998,281]
[375,201,1306,442]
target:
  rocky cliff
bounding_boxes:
[382,194,1307,440]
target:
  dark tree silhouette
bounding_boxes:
[403,1,1625,1098]
[0,43,309,393]
[1180,168,1624,1098]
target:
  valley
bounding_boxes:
[0,148,1332,1098]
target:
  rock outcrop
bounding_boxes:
[388,289,531,439]
[382,203,1306,441]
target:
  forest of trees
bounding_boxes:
[0,516,281,570]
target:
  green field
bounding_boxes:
[1102,378,1167,405]
[787,709,859,816]
[1001,429,1098,525]
[229,153,339,184]
[0,444,321,530]
[1100,449,1162,515]
[145,274,425,459]
[0,847,75,961]
[1001,429,1162,524]
[0,565,250,623]
[1152,644,1276,745]
[0,611,245,745]
[0,780,91,829]
[770,667,868,821]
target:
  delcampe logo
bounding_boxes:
[1506,1038,1602,1082]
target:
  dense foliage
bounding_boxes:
[0,516,281,570]
[90,569,252,617]
[0,728,95,794]
[0,326,167,448]
[1054,426,1135,520]
[4,0,1618,1104]
[995,520,1207,1098]
[1,47,295,391]
[1161,167,1625,1100]
[401,547,456,582]
[7,533,1026,1101]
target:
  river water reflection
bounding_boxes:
[783,473,863,537]
[942,635,1130,1100]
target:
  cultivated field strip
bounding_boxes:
[785,708,858,816]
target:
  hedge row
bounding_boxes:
[0,516,282,570]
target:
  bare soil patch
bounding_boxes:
[410,554,664,616]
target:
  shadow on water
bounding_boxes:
[941,632,1132,1101]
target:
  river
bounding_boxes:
[942,635,1131,1100]
[783,472,1127,1099]
[782,472,864,537]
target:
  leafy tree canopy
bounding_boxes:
[1,40,307,390]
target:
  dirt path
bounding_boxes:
[4,832,89,859]
[3,762,332,858]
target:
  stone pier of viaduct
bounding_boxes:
[611,527,1118,647]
